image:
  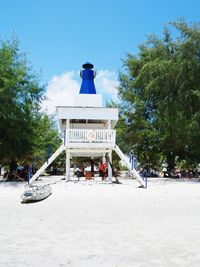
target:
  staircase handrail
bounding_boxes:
[31,130,65,169]
[29,144,66,184]
[114,145,145,187]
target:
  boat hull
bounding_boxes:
[21,184,52,203]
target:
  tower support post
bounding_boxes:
[66,150,70,181]
[107,150,113,182]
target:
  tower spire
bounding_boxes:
[79,62,96,94]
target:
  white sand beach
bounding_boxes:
[0,177,200,267]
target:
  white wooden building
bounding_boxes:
[30,63,145,187]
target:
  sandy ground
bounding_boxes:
[0,176,200,267]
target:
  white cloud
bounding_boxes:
[42,69,119,115]
[95,70,119,102]
[42,71,80,115]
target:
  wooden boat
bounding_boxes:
[21,184,52,203]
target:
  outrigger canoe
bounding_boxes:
[21,184,52,203]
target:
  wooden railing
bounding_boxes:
[64,129,116,147]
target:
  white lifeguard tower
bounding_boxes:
[30,63,145,187]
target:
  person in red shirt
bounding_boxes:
[99,162,107,180]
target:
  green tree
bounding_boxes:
[32,114,62,166]
[0,38,60,166]
[118,19,200,172]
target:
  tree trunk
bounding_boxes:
[166,152,175,175]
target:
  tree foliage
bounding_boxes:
[118,19,200,171]
[0,38,60,165]
[32,114,62,165]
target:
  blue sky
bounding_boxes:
[1,0,200,113]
